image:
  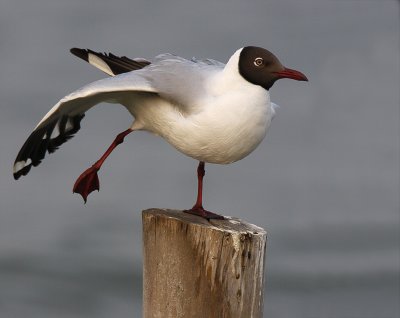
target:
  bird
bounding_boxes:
[13,46,308,219]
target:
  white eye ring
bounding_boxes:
[254,57,264,66]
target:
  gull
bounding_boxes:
[13,46,307,219]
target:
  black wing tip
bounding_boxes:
[70,48,89,62]
[13,114,85,180]
[70,47,109,60]
[70,47,151,75]
[13,163,32,180]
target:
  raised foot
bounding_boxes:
[73,166,100,203]
[184,207,225,220]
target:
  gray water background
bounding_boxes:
[0,0,398,317]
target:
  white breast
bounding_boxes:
[128,84,273,164]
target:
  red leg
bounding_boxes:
[184,161,224,220]
[73,129,133,202]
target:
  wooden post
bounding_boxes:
[142,209,267,318]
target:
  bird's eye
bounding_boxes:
[254,57,264,67]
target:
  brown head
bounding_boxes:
[238,46,308,90]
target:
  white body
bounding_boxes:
[15,48,276,175]
[127,61,273,164]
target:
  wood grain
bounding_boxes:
[143,209,267,318]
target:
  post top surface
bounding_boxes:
[142,208,266,236]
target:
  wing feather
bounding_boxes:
[13,73,157,179]
[70,48,151,76]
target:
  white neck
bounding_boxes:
[208,48,258,94]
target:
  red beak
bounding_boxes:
[274,67,308,81]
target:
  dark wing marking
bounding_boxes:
[13,55,157,180]
[70,48,151,76]
[13,114,84,180]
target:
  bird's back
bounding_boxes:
[136,54,223,111]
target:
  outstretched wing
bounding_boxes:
[13,72,157,179]
[70,48,151,76]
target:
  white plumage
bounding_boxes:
[30,48,274,165]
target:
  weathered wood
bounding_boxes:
[142,209,267,318]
